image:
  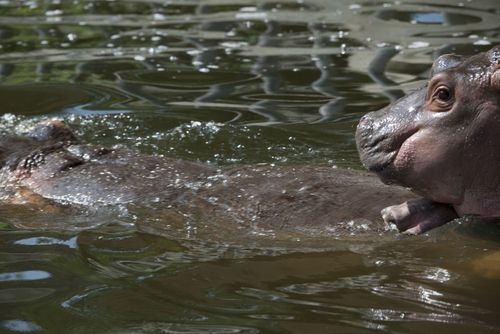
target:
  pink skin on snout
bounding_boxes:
[392,126,465,205]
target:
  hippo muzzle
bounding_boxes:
[355,86,425,185]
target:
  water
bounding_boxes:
[0,0,500,333]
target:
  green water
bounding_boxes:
[0,0,500,333]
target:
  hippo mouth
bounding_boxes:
[356,124,419,183]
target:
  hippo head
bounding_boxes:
[356,46,500,215]
[0,120,76,171]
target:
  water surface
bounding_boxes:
[0,0,500,333]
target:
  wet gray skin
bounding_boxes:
[0,120,417,237]
[356,45,500,234]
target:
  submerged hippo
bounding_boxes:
[0,120,417,237]
[356,45,500,234]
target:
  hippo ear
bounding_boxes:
[490,46,500,91]
[492,65,500,91]
[488,45,500,64]
[431,54,463,76]
[28,120,77,142]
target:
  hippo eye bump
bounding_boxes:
[434,86,451,101]
[429,85,454,111]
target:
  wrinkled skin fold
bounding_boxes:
[356,45,500,234]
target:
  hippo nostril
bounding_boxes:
[358,114,373,127]
[356,114,375,136]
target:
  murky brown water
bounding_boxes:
[1,0,500,333]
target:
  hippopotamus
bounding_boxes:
[356,45,500,234]
[0,120,417,238]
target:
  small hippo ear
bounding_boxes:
[492,65,500,91]
[431,54,463,76]
[29,120,77,142]
[488,45,500,64]
[490,46,500,91]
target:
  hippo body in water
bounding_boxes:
[0,120,416,237]
[356,46,500,234]
[6,47,499,237]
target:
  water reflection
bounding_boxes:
[4,6,500,209]
[14,236,78,248]
[0,223,499,332]
[113,322,260,334]
[375,10,482,25]
[0,0,497,125]
[1,320,42,333]
[0,0,500,333]
[0,271,51,282]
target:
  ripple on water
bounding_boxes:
[0,287,56,303]
[374,10,482,25]
[0,270,51,282]
[278,273,388,295]
[111,322,260,334]
[1,320,42,333]
[0,1,499,333]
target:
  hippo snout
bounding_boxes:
[356,114,373,135]
[355,86,424,180]
[355,111,393,173]
[355,113,375,145]
[355,113,375,163]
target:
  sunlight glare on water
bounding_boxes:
[0,0,500,333]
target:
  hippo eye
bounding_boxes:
[428,84,454,111]
[435,87,451,102]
